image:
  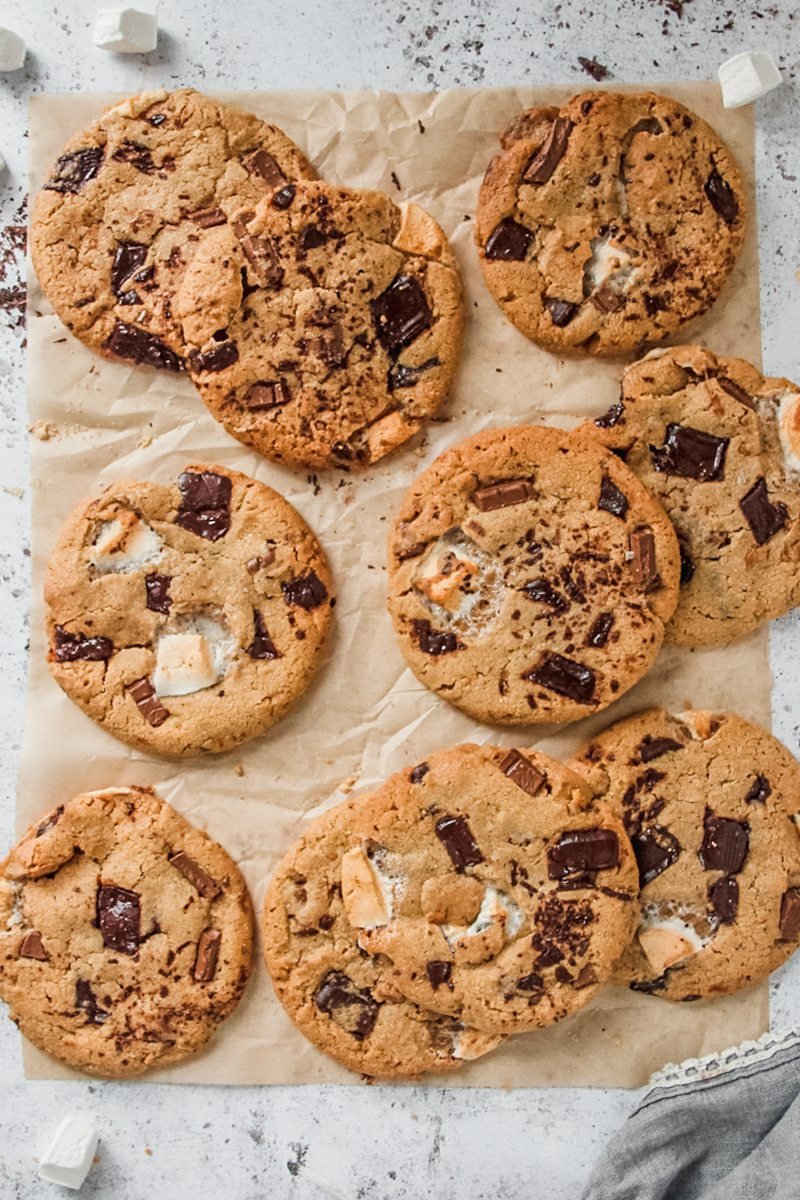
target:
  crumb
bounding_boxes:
[234,764,245,778]
[578,56,610,80]
[30,420,57,441]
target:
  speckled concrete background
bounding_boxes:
[0,1,798,1196]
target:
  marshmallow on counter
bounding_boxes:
[0,28,25,71]
[718,51,782,109]
[93,7,158,54]
[38,1114,99,1191]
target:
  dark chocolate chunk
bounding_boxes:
[629,528,659,591]
[516,971,544,993]
[704,169,739,225]
[76,979,109,1024]
[246,548,276,573]
[36,807,64,838]
[147,113,167,127]
[744,775,772,805]
[237,232,283,285]
[718,376,753,407]
[188,207,227,227]
[426,960,453,989]
[650,423,729,481]
[523,652,596,705]
[169,851,222,900]
[299,224,327,250]
[522,116,573,184]
[314,970,379,1039]
[498,749,545,797]
[779,888,800,941]
[411,618,464,656]
[631,826,681,885]
[53,626,114,663]
[639,735,683,763]
[594,401,625,429]
[547,828,619,880]
[272,184,296,210]
[126,677,169,727]
[145,573,171,614]
[709,875,739,924]
[678,538,695,586]
[193,928,222,982]
[484,217,533,261]
[97,883,141,956]
[575,964,598,988]
[243,379,291,410]
[44,147,104,194]
[188,341,239,373]
[739,477,788,546]
[19,930,48,961]
[371,275,432,354]
[281,570,328,610]
[629,974,667,994]
[247,610,281,660]
[597,475,629,519]
[245,149,287,188]
[112,140,158,173]
[410,762,430,784]
[111,243,148,297]
[435,815,484,872]
[522,578,569,612]
[585,612,614,647]
[545,297,578,327]
[591,283,625,313]
[472,478,535,512]
[388,357,441,390]
[104,322,184,371]
[698,810,749,874]
[176,470,232,541]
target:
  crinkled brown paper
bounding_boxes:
[21,84,768,1085]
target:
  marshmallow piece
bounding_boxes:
[777,390,800,473]
[153,632,219,697]
[0,28,25,71]
[341,846,391,929]
[90,513,162,574]
[638,920,704,975]
[718,51,782,109]
[93,8,158,54]
[38,1114,98,1190]
[453,1027,504,1061]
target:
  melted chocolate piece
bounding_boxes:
[53,626,113,663]
[631,826,681,885]
[76,979,109,1024]
[698,810,749,874]
[704,169,739,225]
[19,930,48,961]
[45,147,104,194]
[247,610,281,660]
[499,749,545,797]
[281,571,328,610]
[650,423,729,481]
[678,539,695,586]
[410,762,430,784]
[629,974,667,994]
[36,807,64,837]
[522,578,569,612]
[585,612,614,647]
[484,217,533,261]
[426,961,453,989]
[176,470,232,541]
[472,478,535,512]
[188,207,227,228]
[435,815,484,872]
[522,116,573,184]
[112,140,158,173]
[299,225,327,250]
[104,322,184,371]
[575,964,598,988]
[237,232,283,285]
[545,297,578,327]
[111,243,148,297]
[597,475,629,519]
[592,283,625,313]
[314,970,379,1039]
[193,928,222,981]
[169,851,222,900]
[639,736,683,763]
[629,528,659,591]
[246,548,276,574]
[739,477,788,546]
[272,184,296,210]
[547,828,619,881]
[243,379,291,410]
[594,401,625,428]
[779,888,800,941]
[188,341,239,373]
[371,275,432,354]
[388,357,441,390]
[709,875,739,924]
[523,652,596,705]
[245,149,287,187]
[145,573,171,615]
[411,619,464,656]
[744,775,772,805]
[97,884,141,955]
[718,376,753,407]
[516,971,544,993]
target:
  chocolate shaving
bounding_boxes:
[523,578,569,612]
[639,736,683,763]
[388,357,441,390]
[76,979,109,1024]
[717,376,753,407]
[127,677,169,727]
[169,851,222,900]
[188,207,227,228]
[112,140,158,174]
[111,243,148,298]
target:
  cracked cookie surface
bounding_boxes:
[0,786,253,1077]
[387,424,681,725]
[580,345,800,646]
[45,463,334,756]
[31,88,315,369]
[476,91,746,357]
[569,709,800,1001]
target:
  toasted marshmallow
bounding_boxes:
[587,234,637,294]
[90,512,162,574]
[718,51,782,109]
[442,885,523,948]
[341,846,393,929]
[637,918,705,975]
[776,391,800,473]
[154,634,217,697]
[93,8,158,53]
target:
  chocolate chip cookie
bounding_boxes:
[31,88,315,369]
[45,464,334,756]
[0,786,253,1077]
[351,744,638,1035]
[262,793,503,1079]
[579,346,800,646]
[387,424,681,725]
[476,91,746,357]
[569,709,800,1001]
[174,180,462,469]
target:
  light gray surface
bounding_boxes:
[0,1,798,1196]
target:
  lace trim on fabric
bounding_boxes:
[649,1027,800,1091]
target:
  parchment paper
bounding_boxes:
[21,85,769,1087]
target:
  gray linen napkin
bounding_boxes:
[582,1029,800,1200]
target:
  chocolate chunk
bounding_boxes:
[112,140,158,173]
[575,964,598,988]
[314,970,379,1039]
[272,184,296,210]
[245,149,287,187]
[97,884,141,956]
[411,619,464,656]
[410,762,430,784]
[45,147,105,193]
[237,232,283,285]
[650,423,729,481]
[188,207,227,228]
[631,826,681,885]
[779,888,800,941]
[247,610,281,660]
[717,376,753,407]
[145,573,171,614]
[585,612,614,647]
[104,321,184,371]
[188,341,239,373]
[371,275,432,355]
[698,810,749,874]
[639,736,682,763]
[629,974,667,994]
[594,401,625,429]
[426,961,452,989]
[53,626,114,663]
[744,775,772,805]
[704,169,739,225]
[472,478,535,512]
[678,539,695,586]
[523,578,569,612]
[499,749,545,797]
[243,379,291,410]
[388,357,441,390]
[126,677,169,727]
[709,875,739,924]
[193,928,222,982]
[299,224,327,249]
[246,548,276,573]
[281,570,328,610]
[484,217,533,261]
[547,828,619,880]
[111,243,148,297]
[523,652,596,705]
[176,470,232,541]
[629,528,659,591]
[169,851,222,900]
[522,116,573,184]
[592,284,625,313]
[598,475,629,519]
[76,979,109,1024]
[545,297,578,327]
[19,930,48,961]
[516,971,544,993]
[36,807,64,838]
[435,815,484,872]
[739,477,788,546]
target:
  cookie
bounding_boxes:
[579,345,800,646]
[262,793,503,1079]
[173,180,463,469]
[0,786,253,1077]
[45,463,333,756]
[348,744,638,1035]
[387,424,681,725]
[30,88,314,369]
[476,91,746,357]
[569,709,800,1001]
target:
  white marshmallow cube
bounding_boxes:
[0,28,26,71]
[718,51,782,109]
[154,632,218,696]
[93,8,158,54]
[38,1115,99,1191]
